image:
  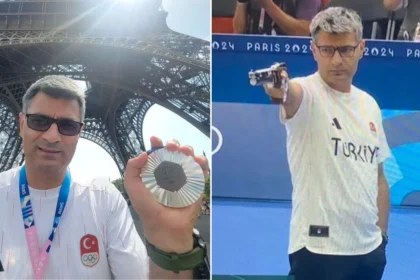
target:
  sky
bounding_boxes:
[69,0,211,185]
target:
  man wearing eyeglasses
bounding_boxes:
[0,76,209,279]
[264,7,391,280]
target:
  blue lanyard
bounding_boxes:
[146,146,164,155]
[19,165,71,250]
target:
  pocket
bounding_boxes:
[367,245,387,269]
[290,247,307,258]
[376,237,387,264]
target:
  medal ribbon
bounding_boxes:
[19,165,71,279]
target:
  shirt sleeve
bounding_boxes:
[106,191,149,279]
[295,0,322,21]
[279,77,313,129]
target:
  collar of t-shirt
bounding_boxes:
[314,72,357,102]
[27,185,62,199]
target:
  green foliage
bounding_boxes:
[112,178,125,193]
[204,176,210,201]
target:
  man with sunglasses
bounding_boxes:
[0,75,209,279]
[264,7,391,280]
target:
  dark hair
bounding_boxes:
[22,75,86,121]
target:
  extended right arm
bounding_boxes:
[233,1,248,34]
[263,71,304,120]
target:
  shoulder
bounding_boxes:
[290,72,321,93]
[291,72,320,83]
[353,86,381,110]
[76,177,123,198]
[72,176,127,216]
[0,166,21,189]
[353,86,376,101]
[352,86,383,120]
[72,177,133,236]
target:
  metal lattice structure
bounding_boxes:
[0,0,210,174]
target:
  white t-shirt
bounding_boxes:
[0,166,149,279]
[280,72,391,256]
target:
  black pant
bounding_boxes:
[288,238,387,280]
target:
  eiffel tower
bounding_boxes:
[0,0,210,174]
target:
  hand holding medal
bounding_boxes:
[124,137,209,254]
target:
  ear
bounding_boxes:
[19,112,25,138]
[359,39,366,60]
[310,40,318,62]
[76,123,85,139]
[80,123,85,134]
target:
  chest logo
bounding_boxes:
[332,117,342,130]
[80,234,99,267]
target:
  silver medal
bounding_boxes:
[141,148,205,208]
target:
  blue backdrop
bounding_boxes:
[212,34,420,207]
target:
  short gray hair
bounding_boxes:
[310,7,363,42]
[22,75,86,121]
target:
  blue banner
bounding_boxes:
[212,34,420,207]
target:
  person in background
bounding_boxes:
[383,0,420,41]
[233,0,323,36]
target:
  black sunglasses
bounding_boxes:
[25,113,83,136]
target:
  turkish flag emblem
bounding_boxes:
[80,234,100,267]
[369,122,377,132]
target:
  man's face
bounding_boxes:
[19,92,84,173]
[311,31,365,87]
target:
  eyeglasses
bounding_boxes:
[315,43,360,58]
[25,113,83,136]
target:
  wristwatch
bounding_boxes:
[270,96,284,104]
[145,228,209,277]
[382,231,389,245]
